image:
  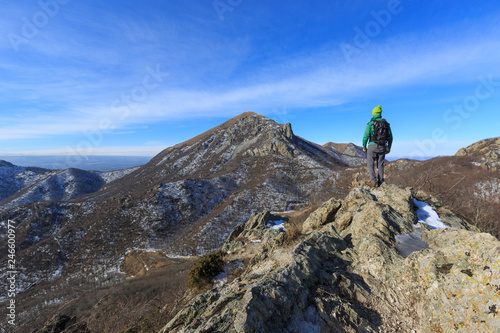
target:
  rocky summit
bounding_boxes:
[161,184,500,333]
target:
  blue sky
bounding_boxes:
[1,0,499,160]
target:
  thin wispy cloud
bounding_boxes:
[1,1,499,156]
[2,29,498,140]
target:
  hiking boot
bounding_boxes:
[378,180,384,187]
[365,181,377,187]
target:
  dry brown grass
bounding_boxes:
[224,259,248,284]
[283,220,303,245]
[387,156,500,239]
[15,259,195,333]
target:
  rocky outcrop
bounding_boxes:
[222,211,288,253]
[456,137,500,170]
[161,184,500,332]
[302,197,341,234]
[245,140,300,159]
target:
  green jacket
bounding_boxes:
[362,115,393,149]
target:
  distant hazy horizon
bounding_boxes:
[0,155,152,172]
[0,153,436,172]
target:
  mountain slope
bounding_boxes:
[0,112,362,329]
[323,142,366,166]
[67,112,351,256]
[0,161,138,211]
[0,160,49,201]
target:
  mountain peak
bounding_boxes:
[233,110,263,119]
[146,111,300,178]
[164,112,286,151]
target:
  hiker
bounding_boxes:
[362,105,393,187]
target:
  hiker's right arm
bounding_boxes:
[362,122,371,150]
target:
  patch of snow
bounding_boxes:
[99,166,139,183]
[250,240,262,243]
[413,199,448,229]
[267,220,286,231]
[173,154,191,170]
[296,155,323,169]
[287,306,322,333]
[212,271,228,288]
[164,254,195,259]
[396,200,448,258]
[474,179,500,202]
[43,297,64,306]
[50,267,63,280]
[212,260,244,288]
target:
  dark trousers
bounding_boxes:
[367,144,386,185]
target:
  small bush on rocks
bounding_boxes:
[187,251,225,289]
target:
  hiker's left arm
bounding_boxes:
[388,124,393,150]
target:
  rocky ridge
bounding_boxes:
[161,184,500,332]
[456,137,500,170]
[323,142,366,166]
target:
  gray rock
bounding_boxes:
[222,211,287,253]
[302,197,342,234]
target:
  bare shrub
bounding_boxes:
[284,221,302,245]
[23,259,195,333]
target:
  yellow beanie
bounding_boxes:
[372,105,382,116]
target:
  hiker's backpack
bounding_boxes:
[371,119,391,145]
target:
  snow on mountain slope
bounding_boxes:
[0,163,139,211]
[6,169,104,207]
[0,160,49,201]
[98,166,140,183]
